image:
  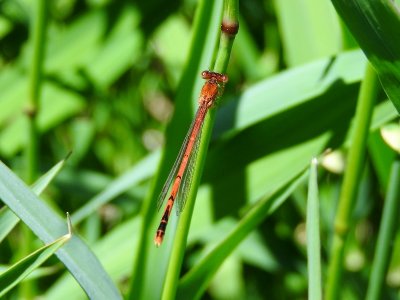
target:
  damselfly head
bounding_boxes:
[201,70,228,84]
[220,74,228,83]
[201,70,211,79]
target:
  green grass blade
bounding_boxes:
[25,0,47,184]
[307,158,322,300]
[0,154,70,244]
[128,1,225,299]
[216,49,367,138]
[31,152,71,195]
[366,155,400,300]
[161,1,238,298]
[331,0,400,112]
[0,265,60,281]
[177,170,308,299]
[46,217,140,299]
[0,215,71,297]
[325,64,380,300]
[0,161,122,299]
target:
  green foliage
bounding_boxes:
[0,0,399,299]
[0,214,71,298]
[307,159,322,300]
[331,0,400,113]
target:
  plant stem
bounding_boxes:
[128,1,227,299]
[161,1,239,299]
[214,0,239,73]
[26,0,47,182]
[366,155,400,300]
[307,158,322,300]
[325,64,380,300]
[20,0,47,298]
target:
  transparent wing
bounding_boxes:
[156,115,198,211]
[175,120,204,215]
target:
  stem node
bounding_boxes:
[221,21,239,36]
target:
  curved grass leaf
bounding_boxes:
[214,49,367,138]
[0,154,70,243]
[0,215,71,298]
[0,161,122,299]
[31,153,72,195]
[331,0,400,113]
[0,265,60,281]
[46,217,140,299]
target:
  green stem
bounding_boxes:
[26,0,47,183]
[161,1,239,299]
[20,0,47,298]
[366,155,400,300]
[128,1,227,299]
[214,0,239,73]
[161,107,216,300]
[325,64,379,300]
[307,158,322,300]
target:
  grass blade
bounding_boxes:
[161,1,239,298]
[0,161,122,299]
[0,215,71,297]
[128,1,225,299]
[325,64,380,300]
[0,154,70,244]
[31,152,71,195]
[46,217,140,299]
[366,155,400,300]
[307,158,322,300]
[331,0,400,112]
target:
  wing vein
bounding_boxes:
[156,106,203,211]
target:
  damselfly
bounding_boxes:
[154,70,228,247]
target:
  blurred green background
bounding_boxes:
[0,0,399,299]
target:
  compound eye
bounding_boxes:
[201,70,212,79]
[220,74,229,83]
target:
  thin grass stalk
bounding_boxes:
[161,1,239,299]
[20,0,47,298]
[214,0,239,73]
[366,155,400,300]
[325,64,380,300]
[307,158,322,300]
[127,2,224,299]
[161,109,215,300]
[26,0,47,183]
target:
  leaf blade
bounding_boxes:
[0,161,122,300]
